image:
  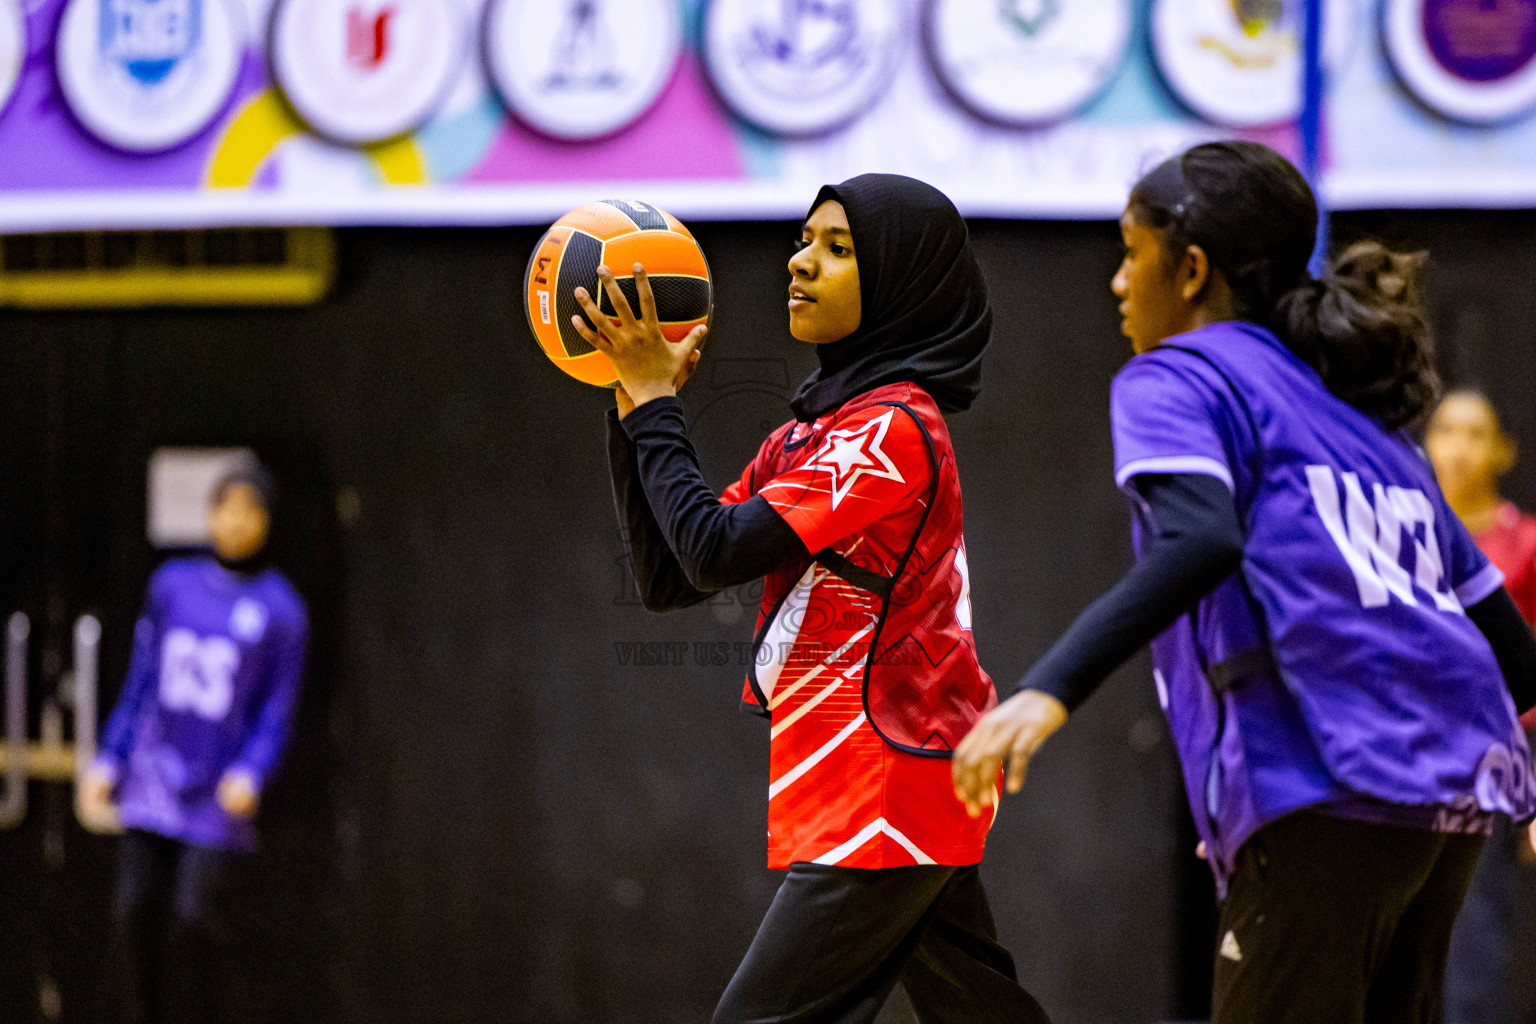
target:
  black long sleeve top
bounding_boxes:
[1022,473,1536,716]
[606,400,808,612]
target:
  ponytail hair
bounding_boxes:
[1130,142,1439,430]
[1276,243,1436,430]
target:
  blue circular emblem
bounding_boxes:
[55,0,245,153]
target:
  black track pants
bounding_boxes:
[714,863,1050,1024]
[1211,811,1485,1024]
[113,828,236,1024]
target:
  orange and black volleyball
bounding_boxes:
[524,200,713,387]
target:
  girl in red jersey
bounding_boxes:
[575,174,1049,1024]
[1428,391,1536,628]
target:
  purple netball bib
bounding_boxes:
[1111,321,1534,888]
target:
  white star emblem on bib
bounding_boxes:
[804,409,906,510]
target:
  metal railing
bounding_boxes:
[0,612,27,828]
[0,612,121,833]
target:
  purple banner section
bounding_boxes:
[1423,0,1536,83]
[6,0,1534,228]
[1419,0,1536,82]
[0,0,262,189]
[464,58,744,185]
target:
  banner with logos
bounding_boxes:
[0,0,1533,232]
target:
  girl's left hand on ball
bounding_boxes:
[574,264,707,410]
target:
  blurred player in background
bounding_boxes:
[81,455,309,1024]
[586,174,1049,1023]
[1427,390,1536,1024]
[952,142,1536,1024]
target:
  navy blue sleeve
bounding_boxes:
[1467,587,1536,715]
[618,398,809,594]
[97,579,164,775]
[1022,474,1245,712]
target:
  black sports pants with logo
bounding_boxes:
[1211,810,1485,1024]
[713,862,1051,1024]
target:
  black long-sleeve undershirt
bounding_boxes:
[608,407,713,611]
[1022,472,1536,718]
[1469,587,1536,716]
[607,399,808,612]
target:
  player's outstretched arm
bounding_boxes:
[619,400,808,592]
[953,473,1243,812]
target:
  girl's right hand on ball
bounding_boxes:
[574,264,707,410]
[615,348,702,421]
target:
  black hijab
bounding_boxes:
[789,174,992,421]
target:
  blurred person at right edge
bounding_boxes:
[1428,389,1536,1024]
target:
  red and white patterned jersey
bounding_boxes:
[721,382,998,868]
[1476,502,1536,626]
[1474,501,1536,729]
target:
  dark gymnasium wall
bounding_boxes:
[0,210,1532,1024]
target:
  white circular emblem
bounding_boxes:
[702,0,908,137]
[229,597,269,643]
[0,0,24,120]
[925,0,1131,126]
[1151,0,1356,128]
[1384,0,1536,125]
[484,0,682,142]
[270,0,464,146]
[55,0,244,153]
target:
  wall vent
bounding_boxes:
[0,228,334,307]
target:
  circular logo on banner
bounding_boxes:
[1384,0,1536,124]
[925,0,1132,127]
[1151,0,1356,128]
[0,0,23,119]
[484,0,682,141]
[703,0,908,137]
[55,0,245,153]
[270,0,464,146]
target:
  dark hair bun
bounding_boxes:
[1276,241,1437,430]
